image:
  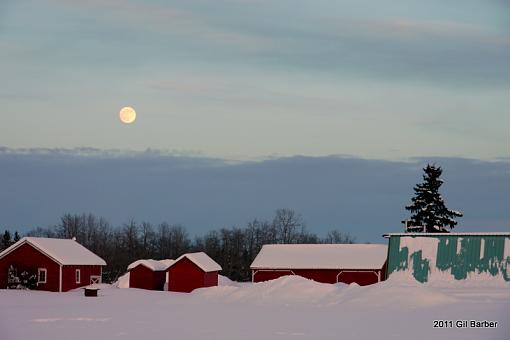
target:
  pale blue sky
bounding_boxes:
[1,0,509,159]
[1,1,510,239]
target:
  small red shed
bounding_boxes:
[0,237,106,292]
[251,244,387,286]
[167,252,222,293]
[127,259,174,291]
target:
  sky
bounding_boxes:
[1,148,509,243]
[1,1,510,241]
[1,0,510,159]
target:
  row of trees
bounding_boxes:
[0,164,463,285]
[4,209,354,282]
[1,230,21,251]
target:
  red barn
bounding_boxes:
[251,244,387,286]
[167,252,222,293]
[0,237,106,292]
[127,259,174,291]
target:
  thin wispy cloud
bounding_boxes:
[1,0,509,159]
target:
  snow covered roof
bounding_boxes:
[384,232,510,238]
[159,259,176,268]
[250,244,387,270]
[169,252,222,272]
[0,237,106,266]
[127,259,174,271]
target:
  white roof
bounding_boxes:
[0,237,106,266]
[250,244,387,270]
[384,232,510,237]
[169,252,222,272]
[158,259,176,268]
[127,259,174,271]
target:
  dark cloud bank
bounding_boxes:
[1,147,509,243]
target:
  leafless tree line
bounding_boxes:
[23,209,355,282]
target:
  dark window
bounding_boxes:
[38,268,47,283]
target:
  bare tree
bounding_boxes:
[21,209,358,283]
[273,209,302,244]
[122,219,139,257]
[168,224,190,258]
[139,222,156,257]
[323,230,356,244]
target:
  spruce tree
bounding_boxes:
[405,164,463,232]
[13,231,20,243]
[2,230,12,250]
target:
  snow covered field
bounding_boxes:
[1,276,509,340]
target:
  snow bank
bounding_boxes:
[2,276,510,340]
[113,272,129,288]
[335,279,458,308]
[196,276,342,304]
[218,275,242,287]
[196,275,460,309]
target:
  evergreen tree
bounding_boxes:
[13,231,20,243]
[2,230,12,250]
[405,164,463,232]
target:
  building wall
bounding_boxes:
[168,257,208,293]
[129,265,166,290]
[387,235,510,282]
[62,265,102,292]
[0,243,60,292]
[252,268,382,286]
[203,271,218,287]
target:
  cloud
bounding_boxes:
[1,148,509,242]
[4,0,510,90]
[36,0,509,86]
[46,0,275,51]
[360,18,508,42]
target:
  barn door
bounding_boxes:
[90,276,101,284]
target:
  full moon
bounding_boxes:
[119,107,136,124]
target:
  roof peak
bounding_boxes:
[0,237,106,266]
[170,252,222,272]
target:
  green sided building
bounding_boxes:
[384,233,510,283]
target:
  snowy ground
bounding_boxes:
[1,276,509,340]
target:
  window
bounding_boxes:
[38,268,47,284]
[75,269,81,284]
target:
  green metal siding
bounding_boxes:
[387,235,510,282]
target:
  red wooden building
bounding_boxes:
[127,259,174,290]
[0,237,106,292]
[167,252,222,293]
[250,244,387,286]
